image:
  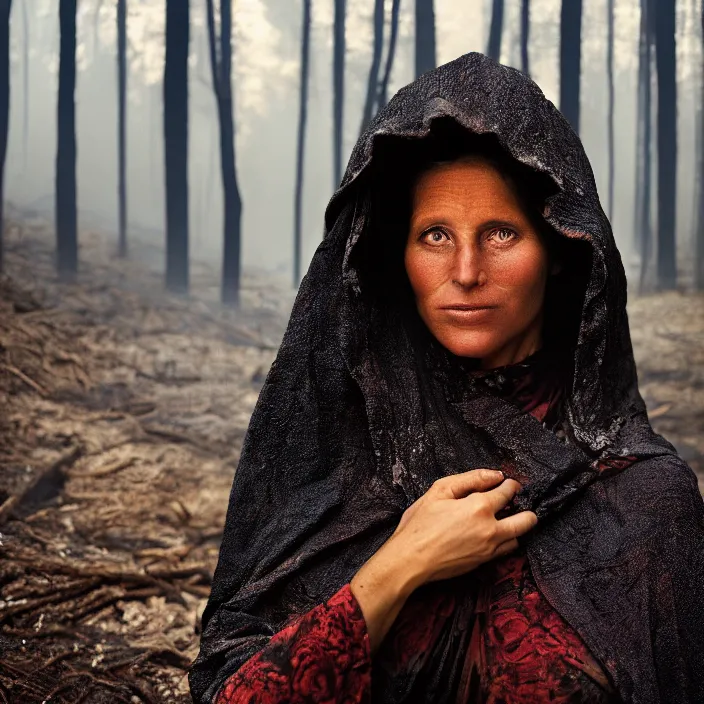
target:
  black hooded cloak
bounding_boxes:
[189,52,704,704]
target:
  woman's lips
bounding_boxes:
[439,305,497,322]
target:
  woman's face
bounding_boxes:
[404,157,555,369]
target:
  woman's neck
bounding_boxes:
[479,328,543,370]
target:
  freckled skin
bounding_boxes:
[404,157,557,370]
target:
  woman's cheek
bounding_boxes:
[407,255,446,302]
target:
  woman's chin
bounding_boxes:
[433,331,503,362]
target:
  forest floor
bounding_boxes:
[0,207,703,703]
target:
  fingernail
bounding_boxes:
[494,470,505,478]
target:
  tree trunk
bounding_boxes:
[639,0,654,291]
[206,0,242,306]
[559,0,582,134]
[294,0,312,287]
[56,0,78,280]
[486,0,504,62]
[117,0,127,257]
[21,0,27,168]
[360,0,384,134]
[520,0,530,75]
[653,0,677,289]
[695,0,704,290]
[633,0,650,280]
[0,0,11,274]
[333,0,345,188]
[163,0,190,294]
[606,0,614,222]
[415,0,436,78]
[378,0,401,109]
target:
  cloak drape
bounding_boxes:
[189,52,704,704]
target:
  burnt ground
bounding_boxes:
[0,210,703,703]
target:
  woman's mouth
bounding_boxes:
[439,305,497,322]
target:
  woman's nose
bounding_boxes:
[451,243,487,288]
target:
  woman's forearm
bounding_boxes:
[349,535,424,655]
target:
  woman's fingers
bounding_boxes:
[483,477,522,514]
[432,468,506,499]
[492,537,520,558]
[496,510,539,541]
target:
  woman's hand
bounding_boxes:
[388,468,538,587]
[350,468,538,654]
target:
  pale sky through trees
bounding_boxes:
[4,0,703,284]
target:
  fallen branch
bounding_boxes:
[0,446,83,525]
[0,363,47,396]
[70,457,138,479]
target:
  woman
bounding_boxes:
[189,53,704,703]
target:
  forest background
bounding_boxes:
[0,1,702,702]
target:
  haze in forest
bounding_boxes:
[4,0,704,285]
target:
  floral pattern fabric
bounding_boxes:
[213,582,372,704]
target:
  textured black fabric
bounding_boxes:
[189,53,704,704]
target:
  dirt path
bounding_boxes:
[1,212,702,702]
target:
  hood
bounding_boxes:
[328,51,644,458]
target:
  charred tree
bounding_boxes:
[117,0,127,257]
[360,0,384,134]
[163,0,190,294]
[378,0,401,109]
[333,0,345,188]
[294,0,311,287]
[695,0,704,290]
[486,0,504,62]
[0,0,10,274]
[606,0,614,222]
[415,0,436,78]
[56,0,78,279]
[634,0,654,290]
[21,0,27,167]
[559,0,582,134]
[205,0,243,307]
[653,0,677,289]
[520,0,530,75]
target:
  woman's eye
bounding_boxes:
[422,229,448,244]
[489,228,517,243]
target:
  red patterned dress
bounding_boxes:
[213,359,624,704]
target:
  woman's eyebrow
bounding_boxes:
[410,216,526,231]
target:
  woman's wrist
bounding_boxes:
[349,537,424,654]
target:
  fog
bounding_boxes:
[4,0,703,285]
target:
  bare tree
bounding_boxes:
[694,0,703,290]
[360,0,384,134]
[606,0,614,222]
[520,0,530,75]
[117,0,127,257]
[634,0,654,290]
[164,0,190,294]
[653,0,677,289]
[205,0,243,306]
[378,0,401,109]
[486,0,504,62]
[294,0,312,287]
[333,0,345,188]
[21,0,27,167]
[56,0,78,279]
[0,0,10,273]
[415,0,436,78]
[559,0,582,134]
